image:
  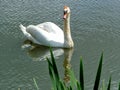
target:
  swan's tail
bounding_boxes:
[19,24,27,35]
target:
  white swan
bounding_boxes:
[19,6,74,48]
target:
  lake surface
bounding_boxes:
[0,0,120,89]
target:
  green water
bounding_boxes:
[0,0,120,89]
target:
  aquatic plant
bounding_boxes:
[33,78,39,90]
[34,49,119,90]
[46,49,111,90]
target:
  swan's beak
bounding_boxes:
[63,10,67,19]
[63,14,67,19]
[63,6,70,20]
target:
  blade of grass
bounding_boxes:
[68,69,77,89]
[47,58,58,90]
[65,86,73,90]
[79,57,84,90]
[107,76,111,90]
[33,78,39,90]
[68,86,72,90]
[47,58,54,81]
[50,48,60,80]
[77,81,81,90]
[100,80,106,90]
[59,81,67,90]
[49,48,61,89]
[118,82,120,90]
[93,52,103,90]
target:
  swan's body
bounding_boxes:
[19,6,74,48]
[20,22,64,47]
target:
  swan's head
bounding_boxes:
[63,6,70,20]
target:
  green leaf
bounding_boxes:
[79,57,84,90]
[33,78,39,90]
[47,58,57,90]
[48,48,62,90]
[50,48,60,80]
[107,76,111,90]
[69,86,72,90]
[47,58,54,81]
[68,69,77,89]
[100,80,106,90]
[93,52,103,90]
[60,81,67,90]
[77,81,81,90]
[118,82,120,90]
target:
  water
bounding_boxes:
[0,0,120,89]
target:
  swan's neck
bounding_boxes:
[64,14,74,48]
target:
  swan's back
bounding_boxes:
[26,22,64,47]
[37,22,62,34]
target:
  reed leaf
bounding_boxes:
[93,52,103,90]
[77,81,81,90]
[67,86,74,90]
[57,81,66,90]
[79,57,84,90]
[69,86,72,90]
[48,48,62,90]
[107,76,111,90]
[33,78,39,90]
[59,81,67,90]
[47,58,54,80]
[100,80,106,90]
[68,69,77,89]
[118,82,120,90]
[47,49,118,90]
[67,87,69,90]
[50,48,60,80]
[47,58,57,90]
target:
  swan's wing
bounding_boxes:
[19,24,40,44]
[36,22,63,34]
[26,25,64,47]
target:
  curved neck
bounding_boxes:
[64,14,71,33]
[64,13,74,48]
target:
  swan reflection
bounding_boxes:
[63,48,74,83]
[22,42,74,83]
[23,45,64,61]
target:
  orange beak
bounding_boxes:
[63,14,67,19]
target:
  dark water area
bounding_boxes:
[0,0,120,89]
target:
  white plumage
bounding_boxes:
[20,22,64,47]
[19,6,74,48]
